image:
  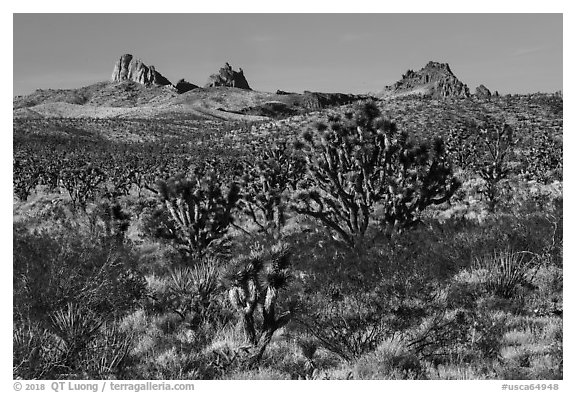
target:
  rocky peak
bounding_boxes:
[384,61,470,98]
[475,84,492,98]
[205,62,251,90]
[111,54,172,86]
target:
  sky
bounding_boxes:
[13,13,563,96]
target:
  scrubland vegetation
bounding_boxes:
[13,94,562,380]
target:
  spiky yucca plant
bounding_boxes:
[167,258,221,325]
[48,303,103,368]
[85,322,134,378]
[474,250,537,298]
[13,322,61,379]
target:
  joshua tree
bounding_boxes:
[13,152,42,201]
[156,172,241,258]
[59,162,106,211]
[293,102,459,248]
[446,120,517,212]
[225,243,293,365]
[522,131,562,184]
[240,141,305,236]
[473,123,516,211]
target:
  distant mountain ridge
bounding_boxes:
[14,55,501,120]
[12,81,366,121]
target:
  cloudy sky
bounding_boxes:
[13,13,562,96]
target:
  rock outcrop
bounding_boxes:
[175,79,199,94]
[475,84,492,98]
[300,91,363,110]
[111,54,172,86]
[205,63,251,90]
[383,61,470,98]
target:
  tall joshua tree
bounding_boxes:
[445,120,517,212]
[156,172,241,259]
[293,102,460,248]
[225,243,293,364]
[471,123,516,212]
[240,141,305,236]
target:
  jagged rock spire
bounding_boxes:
[111,54,171,86]
[205,62,251,90]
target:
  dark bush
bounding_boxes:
[13,223,146,322]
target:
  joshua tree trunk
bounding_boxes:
[248,287,291,365]
[241,309,257,345]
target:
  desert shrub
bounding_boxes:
[14,306,135,379]
[432,208,562,270]
[352,338,424,379]
[500,316,562,379]
[13,221,146,378]
[145,258,233,330]
[13,223,146,323]
[404,306,508,368]
[472,250,538,298]
[225,368,291,380]
[289,217,471,298]
[297,290,390,362]
[82,321,135,379]
[137,346,203,380]
[46,303,104,370]
[153,172,241,259]
[521,132,562,184]
[293,102,459,249]
[221,337,321,380]
[524,264,563,317]
[118,310,220,379]
[87,200,131,242]
[166,260,219,322]
[13,322,62,379]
